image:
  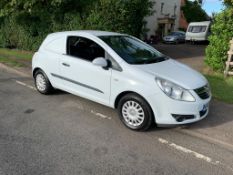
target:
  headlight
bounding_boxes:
[156,78,195,102]
[170,37,176,41]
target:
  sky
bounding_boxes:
[201,0,225,15]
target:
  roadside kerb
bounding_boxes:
[0,63,30,77]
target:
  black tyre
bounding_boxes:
[34,70,53,94]
[117,93,154,131]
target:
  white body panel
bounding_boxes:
[32,30,211,125]
[59,54,112,106]
[185,21,211,41]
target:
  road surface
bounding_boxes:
[0,68,233,175]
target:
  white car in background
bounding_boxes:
[32,31,211,131]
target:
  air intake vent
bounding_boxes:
[194,85,210,100]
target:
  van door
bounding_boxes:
[58,36,112,106]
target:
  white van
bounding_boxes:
[185,21,211,42]
[32,31,211,131]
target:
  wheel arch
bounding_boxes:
[33,67,42,78]
[33,68,51,84]
[114,91,152,110]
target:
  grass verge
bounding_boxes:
[0,57,24,67]
[0,48,33,60]
[205,74,233,104]
[0,48,33,67]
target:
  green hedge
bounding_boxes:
[0,0,153,51]
[205,8,233,71]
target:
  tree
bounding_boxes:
[224,0,233,6]
[86,0,154,37]
[205,0,232,71]
[182,0,209,23]
[0,0,154,50]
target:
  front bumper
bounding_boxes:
[163,38,176,43]
[146,90,211,125]
[185,37,207,42]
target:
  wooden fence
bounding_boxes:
[224,38,233,77]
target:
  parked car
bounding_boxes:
[163,31,186,44]
[185,21,211,43]
[32,31,211,131]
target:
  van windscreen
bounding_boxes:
[188,26,207,33]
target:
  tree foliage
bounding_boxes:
[0,0,153,51]
[205,1,233,71]
[86,0,153,37]
[224,0,233,6]
[181,0,209,23]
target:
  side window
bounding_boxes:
[188,27,192,32]
[67,36,105,62]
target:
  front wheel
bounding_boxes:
[117,93,153,131]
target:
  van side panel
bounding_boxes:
[185,21,211,42]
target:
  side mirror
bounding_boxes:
[92,57,108,68]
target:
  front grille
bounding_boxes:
[194,85,210,100]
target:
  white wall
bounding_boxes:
[145,0,181,36]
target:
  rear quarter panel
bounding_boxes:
[32,50,61,88]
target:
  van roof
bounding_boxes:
[188,21,211,26]
[48,30,124,38]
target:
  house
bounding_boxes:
[145,0,188,38]
[179,0,189,31]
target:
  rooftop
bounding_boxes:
[49,30,124,37]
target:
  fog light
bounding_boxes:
[172,114,195,122]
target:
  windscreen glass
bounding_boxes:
[99,35,168,65]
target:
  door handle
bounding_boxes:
[62,63,70,67]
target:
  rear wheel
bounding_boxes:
[117,93,153,131]
[34,70,53,94]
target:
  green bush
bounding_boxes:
[205,8,233,71]
[0,17,26,49]
[86,0,153,37]
[0,17,45,51]
[0,0,153,51]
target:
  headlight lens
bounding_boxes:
[156,78,195,102]
[170,37,176,41]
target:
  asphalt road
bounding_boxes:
[154,43,206,71]
[0,69,233,175]
[154,43,206,60]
